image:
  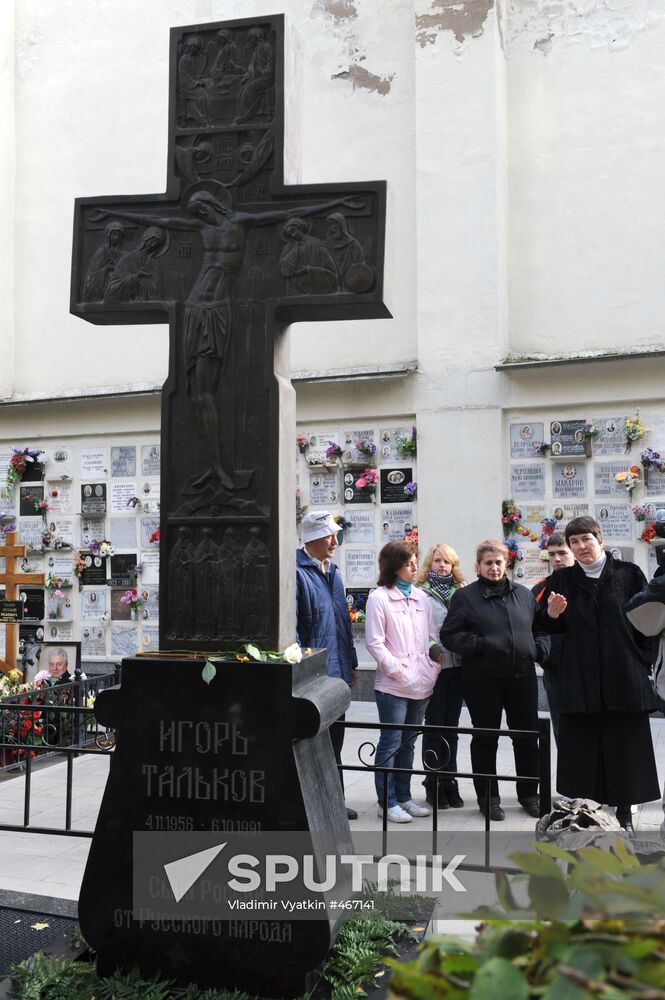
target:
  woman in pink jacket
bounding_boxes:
[365,541,445,823]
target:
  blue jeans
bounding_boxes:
[374,691,429,808]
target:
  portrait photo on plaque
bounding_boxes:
[29,641,82,686]
[549,419,586,457]
[81,483,107,515]
[379,467,414,504]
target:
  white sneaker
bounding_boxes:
[398,799,431,818]
[377,804,413,823]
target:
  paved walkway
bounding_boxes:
[0,704,663,904]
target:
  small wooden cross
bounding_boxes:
[0,530,45,676]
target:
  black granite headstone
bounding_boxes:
[71,13,389,652]
[78,653,351,996]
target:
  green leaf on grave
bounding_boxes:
[244,643,266,662]
[201,660,217,685]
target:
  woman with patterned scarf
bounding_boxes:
[417,544,466,809]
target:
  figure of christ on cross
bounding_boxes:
[90,188,363,504]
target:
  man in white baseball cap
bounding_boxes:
[296,511,358,819]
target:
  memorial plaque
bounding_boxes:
[111,589,133,621]
[81,483,107,515]
[141,445,161,477]
[379,467,413,504]
[379,505,415,541]
[345,549,377,583]
[82,624,108,657]
[341,429,376,466]
[378,426,413,464]
[343,470,375,505]
[0,601,24,623]
[111,446,137,478]
[20,459,44,483]
[645,467,665,496]
[47,446,75,481]
[81,448,108,477]
[510,463,546,500]
[111,624,138,657]
[81,517,105,547]
[109,517,139,550]
[309,470,339,506]
[343,510,375,543]
[301,430,340,464]
[81,589,108,620]
[110,481,138,513]
[48,483,73,514]
[549,419,586,457]
[345,587,371,613]
[594,461,628,497]
[551,502,590,524]
[510,422,544,459]
[595,503,632,540]
[19,484,44,517]
[109,554,138,588]
[594,417,625,456]
[21,588,45,621]
[552,462,587,499]
[80,554,108,587]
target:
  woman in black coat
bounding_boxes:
[543,516,659,830]
[442,538,549,822]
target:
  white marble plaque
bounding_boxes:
[47,483,73,515]
[140,517,160,547]
[139,549,160,583]
[81,624,107,657]
[111,624,138,657]
[141,445,161,476]
[379,506,416,542]
[594,503,632,540]
[309,471,340,506]
[344,511,375,544]
[0,482,16,514]
[510,464,546,500]
[44,622,74,641]
[110,481,138,513]
[44,554,74,578]
[80,447,108,478]
[20,518,44,551]
[510,423,544,459]
[345,549,377,584]
[46,446,74,481]
[50,518,74,546]
[142,623,160,650]
[552,463,587,499]
[594,461,630,497]
[341,428,376,465]
[378,426,414,464]
[81,589,107,619]
[80,518,105,547]
[109,517,139,550]
[594,417,626,456]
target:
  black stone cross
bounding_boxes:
[71,14,389,652]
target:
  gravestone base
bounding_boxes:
[79,652,351,997]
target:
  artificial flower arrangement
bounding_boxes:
[403,481,417,499]
[348,607,366,624]
[641,447,664,487]
[355,468,379,494]
[615,466,642,498]
[582,422,600,439]
[625,411,647,452]
[403,526,419,548]
[22,494,53,525]
[355,439,376,459]
[0,669,45,764]
[7,448,44,488]
[120,588,143,613]
[641,523,657,544]
[325,440,343,460]
[501,498,522,538]
[88,539,114,557]
[396,426,417,457]
[534,442,551,457]
[539,516,558,550]
[505,538,521,570]
[72,554,88,578]
[45,573,73,592]
[631,504,651,523]
[149,526,160,544]
[202,642,307,684]
[296,432,310,454]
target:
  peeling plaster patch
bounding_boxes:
[317,0,358,20]
[533,31,554,55]
[507,0,665,55]
[331,64,394,95]
[416,0,495,47]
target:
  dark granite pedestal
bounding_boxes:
[78,652,351,997]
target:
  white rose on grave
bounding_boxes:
[283,643,302,664]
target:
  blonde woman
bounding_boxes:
[417,544,466,809]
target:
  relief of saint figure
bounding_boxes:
[279,218,338,296]
[82,222,126,301]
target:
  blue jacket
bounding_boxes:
[295,548,358,685]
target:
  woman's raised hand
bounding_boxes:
[547,592,568,619]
